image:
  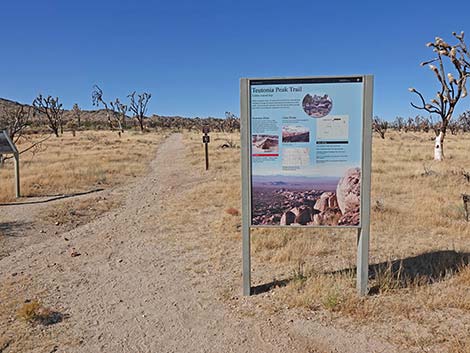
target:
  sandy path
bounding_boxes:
[1,134,324,353]
[0,134,401,353]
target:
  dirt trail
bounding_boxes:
[0,134,397,353]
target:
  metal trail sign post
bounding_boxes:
[240,75,373,296]
[0,130,20,198]
[202,126,210,170]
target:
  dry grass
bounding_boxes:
[182,130,470,352]
[39,195,121,230]
[0,276,76,353]
[0,130,165,203]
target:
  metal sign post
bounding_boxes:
[240,82,252,295]
[202,126,210,170]
[0,130,20,198]
[240,76,373,297]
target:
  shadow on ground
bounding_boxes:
[0,188,104,206]
[252,279,291,295]
[367,250,470,294]
[0,221,33,237]
[252,250,470,296]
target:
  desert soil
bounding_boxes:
[0,134,397,353]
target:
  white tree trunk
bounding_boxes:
[434,131,444,161]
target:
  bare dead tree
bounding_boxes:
[128,91,151,132]
[92,85,127,133]
[0,105,32,143]
[0,105,51,164]
[372,116,388,139]
[32,95,64,137]
[409,32,470,160]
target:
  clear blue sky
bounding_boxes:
[1,0,470,120]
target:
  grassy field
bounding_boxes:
[2,129,470,352]
[0,131,166,203]
[183,130,470,352]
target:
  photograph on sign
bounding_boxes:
[249,78,364,227]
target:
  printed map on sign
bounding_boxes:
[317,116,349,141]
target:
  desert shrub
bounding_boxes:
[17,300,64,325]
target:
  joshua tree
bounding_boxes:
[128,91,151,132]
[224,111,240,133]
[458,111,470,132]
[409,31,470,160]
[110,98,128,132]
[92,85,127,133]
[392,116,405,131]
[32,95,64,137]
[72,103,82,128]
[372,116,388,139]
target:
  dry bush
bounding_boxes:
[17,300,63,326]
[39,195,121,230]
[0,276,75,352]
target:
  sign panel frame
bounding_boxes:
[240,75,373,296]
[0,130,18,154]
[0,130,21,197]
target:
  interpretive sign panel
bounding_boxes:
[0,130,18,154]
[246,76,371,228]
[0,130,21,198]
[240,76,373,296]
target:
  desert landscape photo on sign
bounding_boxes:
[282,126,310,143]
[251,167,361,226]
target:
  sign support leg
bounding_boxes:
[242,226,251,296]
[14,152,20,198]
[205,142,209,170]
[356,227,369,296]
[240,78,251,296]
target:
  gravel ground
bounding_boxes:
[0,134,397,353]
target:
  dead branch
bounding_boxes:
[0,105,32,143]
[2,134,52,161]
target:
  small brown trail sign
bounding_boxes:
[202,126,210,170]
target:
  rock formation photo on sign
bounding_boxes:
[302,94,333,118]
[252,134,279,154]
[282,126,310,143]
[252,167,361,226]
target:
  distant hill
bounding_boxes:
[0,98,25,110]
[0,97,239,132]
[0,97,112,124]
